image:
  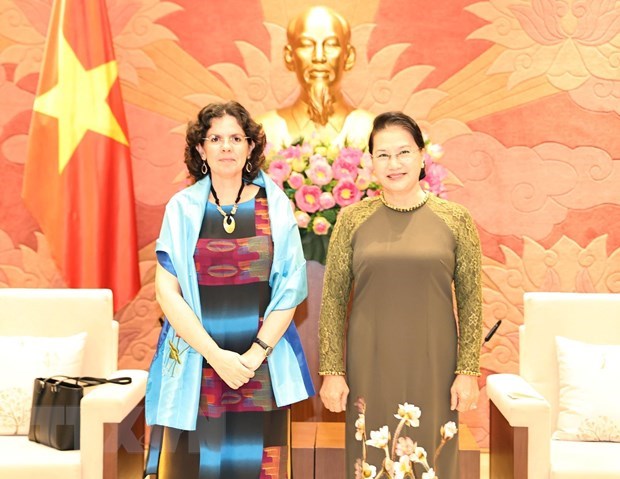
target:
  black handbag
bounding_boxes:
[28,375,132,450]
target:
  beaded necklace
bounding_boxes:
[380,191,429,212]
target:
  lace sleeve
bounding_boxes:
[318,207,355,376]
[453,206,483,375]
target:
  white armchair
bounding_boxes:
[487,292,620,479]
[0,288,147,479]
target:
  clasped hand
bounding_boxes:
[208,348,261,390]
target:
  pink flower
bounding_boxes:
[280,145,302,159]
[422,157,448,198]
[279,144,309,172]
[288,172,305,190]
[319,192,336,210]
[309,153,327,164]
[306,159,333,186]
[333,179,362,207]
[338,147,364,167]
[294,184,322,213]
[395,437,417,457]
[312,216,332,235]
[360,152,373,169]
[332,157,358,180]
[365,189,381,198]
[268,159,291,184]
[300,142,313,155]
[355,168,372,190]
[294,210,311,228]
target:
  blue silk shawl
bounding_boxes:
[145,170,314,430]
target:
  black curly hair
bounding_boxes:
[184,101,266,183]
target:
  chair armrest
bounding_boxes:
[487,373,551,479]
[80,369,148,478]
[81,370,147,422]
[487,374,549,427]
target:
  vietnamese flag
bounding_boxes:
[23,0,140,311]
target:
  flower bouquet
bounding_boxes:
[355,398,457,479]
[264,136,447,264]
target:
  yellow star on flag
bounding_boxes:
[33,32,128,174]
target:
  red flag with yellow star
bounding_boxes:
[23,0,140,311]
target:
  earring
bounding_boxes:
[245,161,252,173]
[419,166,426,181]
[201,159,208,175]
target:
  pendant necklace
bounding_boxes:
[210,181,245,234]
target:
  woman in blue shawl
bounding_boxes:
[145,101,314,478]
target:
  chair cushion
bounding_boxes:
[551,440,620,478]
[0,435,80,479]
[554,336,620,442]
[0,333,87,435]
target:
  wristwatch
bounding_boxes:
[254,337,273,357]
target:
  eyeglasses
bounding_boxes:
[203,135,249,147]
[372,148,420,162]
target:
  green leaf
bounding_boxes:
[300,230,331,264]
[321,209,338,223]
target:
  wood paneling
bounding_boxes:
[103,399,145,479]
[292,422,317,479]
[489,401,528,479]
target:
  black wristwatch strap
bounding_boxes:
[254,337,273,356]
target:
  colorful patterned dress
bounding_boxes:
[154,187,290,479]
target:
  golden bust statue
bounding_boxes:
[258,6,374,148]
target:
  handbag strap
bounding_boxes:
[42,376,132,388]
[38,376,81,388]
[78,376,132,387]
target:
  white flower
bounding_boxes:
[411,446,430,469]
[366,425,390,449]
[361,461,376,478]
[393,455,413,479]
[355,414,366,441]
[441,421,458,440]
[355,399,455,478]
[394,402,421,427]
[426,142,444,159]
[422,468,437,479]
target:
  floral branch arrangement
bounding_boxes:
[354,398,457,479]
[264,135,447,264]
